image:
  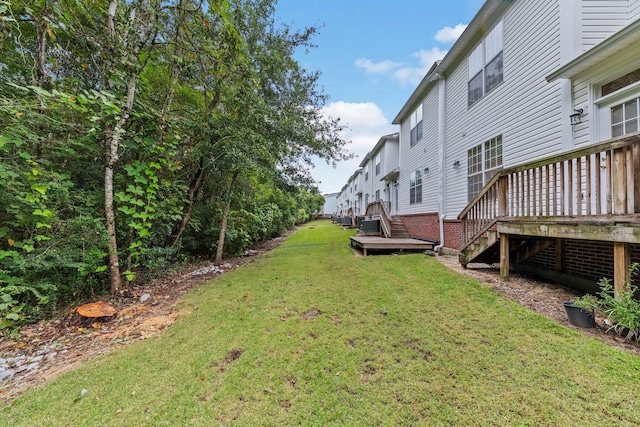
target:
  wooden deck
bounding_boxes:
[350,236,434,256]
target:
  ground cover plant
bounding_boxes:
[2,221,640,425]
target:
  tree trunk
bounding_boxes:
[104,122,122,294]
[167,161,205,247]
[34,1,49,159]
[215,171,239,263]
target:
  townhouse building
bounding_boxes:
[338,0,640,292]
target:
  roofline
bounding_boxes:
[392,0,511,124]
[546,18,640,82]
[370,132,400,156]
[347,168,363,183]
[392,62,440,124]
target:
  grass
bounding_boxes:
[3,220,640,425]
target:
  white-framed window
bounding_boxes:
[467,135,503,201]
[410,104,423,146]
[611,97,639,137]
[375,189,380,201]
[365,193,369,206]
[375,153,381,175]
[468,20,503,107]
[365,163,370,181]
[594,67,640,140]
[409,169,422,204]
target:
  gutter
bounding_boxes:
[434,74,447,254]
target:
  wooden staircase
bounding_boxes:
[390,216,410,238]
[460,230,499,265]
[460,230,554,266]
[457,132,640,288]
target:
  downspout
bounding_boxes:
[434,73,447,254]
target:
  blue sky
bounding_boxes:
[274,0,486,193]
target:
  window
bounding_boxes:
[409,170,422,204]
[375,189,380,201]
[602,67,640,96]
[365,163,369,181]
[468,20,503,107]
[375,153,381,175]
[595,68,640,140]
[365,193,369,206]
[611,97,639,137]
[467,135,503,201]
[410,104,423,146]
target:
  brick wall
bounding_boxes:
[522,240,640,285]
[400,212,440,242]
[399,213,463,250]
[444,220,463,250]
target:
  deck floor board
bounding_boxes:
[350,236,434,255]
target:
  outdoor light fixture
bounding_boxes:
[453,160,460,167]
[423,167,429,173]
[570,108,584,126]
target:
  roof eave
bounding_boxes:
[392,0,511,125]
[546,18,640,82]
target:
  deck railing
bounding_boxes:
[458,132,640,251]
[365,200,392,237]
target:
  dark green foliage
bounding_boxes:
[0,0,347,328]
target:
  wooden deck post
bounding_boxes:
[498,175,508,217]
[613,147,631,295]
[500,233,509,281]
[555,238,565,273]
[614,242,630,298]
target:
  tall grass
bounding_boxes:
[2,221,640,426]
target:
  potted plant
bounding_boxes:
[562,300,596,328]
[573,263,640,342]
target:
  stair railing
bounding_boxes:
[458,132,640,251]
[365,200,392,237]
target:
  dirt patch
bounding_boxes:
[0,230,295,403]
[300,308,323,320]
[435,254,640,356]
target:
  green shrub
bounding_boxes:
[574,263,640,342]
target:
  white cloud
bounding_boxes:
[393,47,448,86]
[314,101,396,193]
[434,23,467,43]
[354,57,401,74]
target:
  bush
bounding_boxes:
[574,263,640,342]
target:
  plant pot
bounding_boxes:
[563,301,596,328]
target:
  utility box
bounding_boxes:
[360,219,380,233]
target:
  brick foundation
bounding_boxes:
[399,213,463,250]
[521,240,640,288]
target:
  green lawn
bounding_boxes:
[3,221,640,426]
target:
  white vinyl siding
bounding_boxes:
[583,1,632,49]
[445,0,563,217]
[571,39,640,147]
[632,0,640,21]
[398,87,439,215]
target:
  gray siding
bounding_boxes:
[444,0,564,218]
[632,0,640,20]
[582,0,631,49]
[398,89,440,215]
